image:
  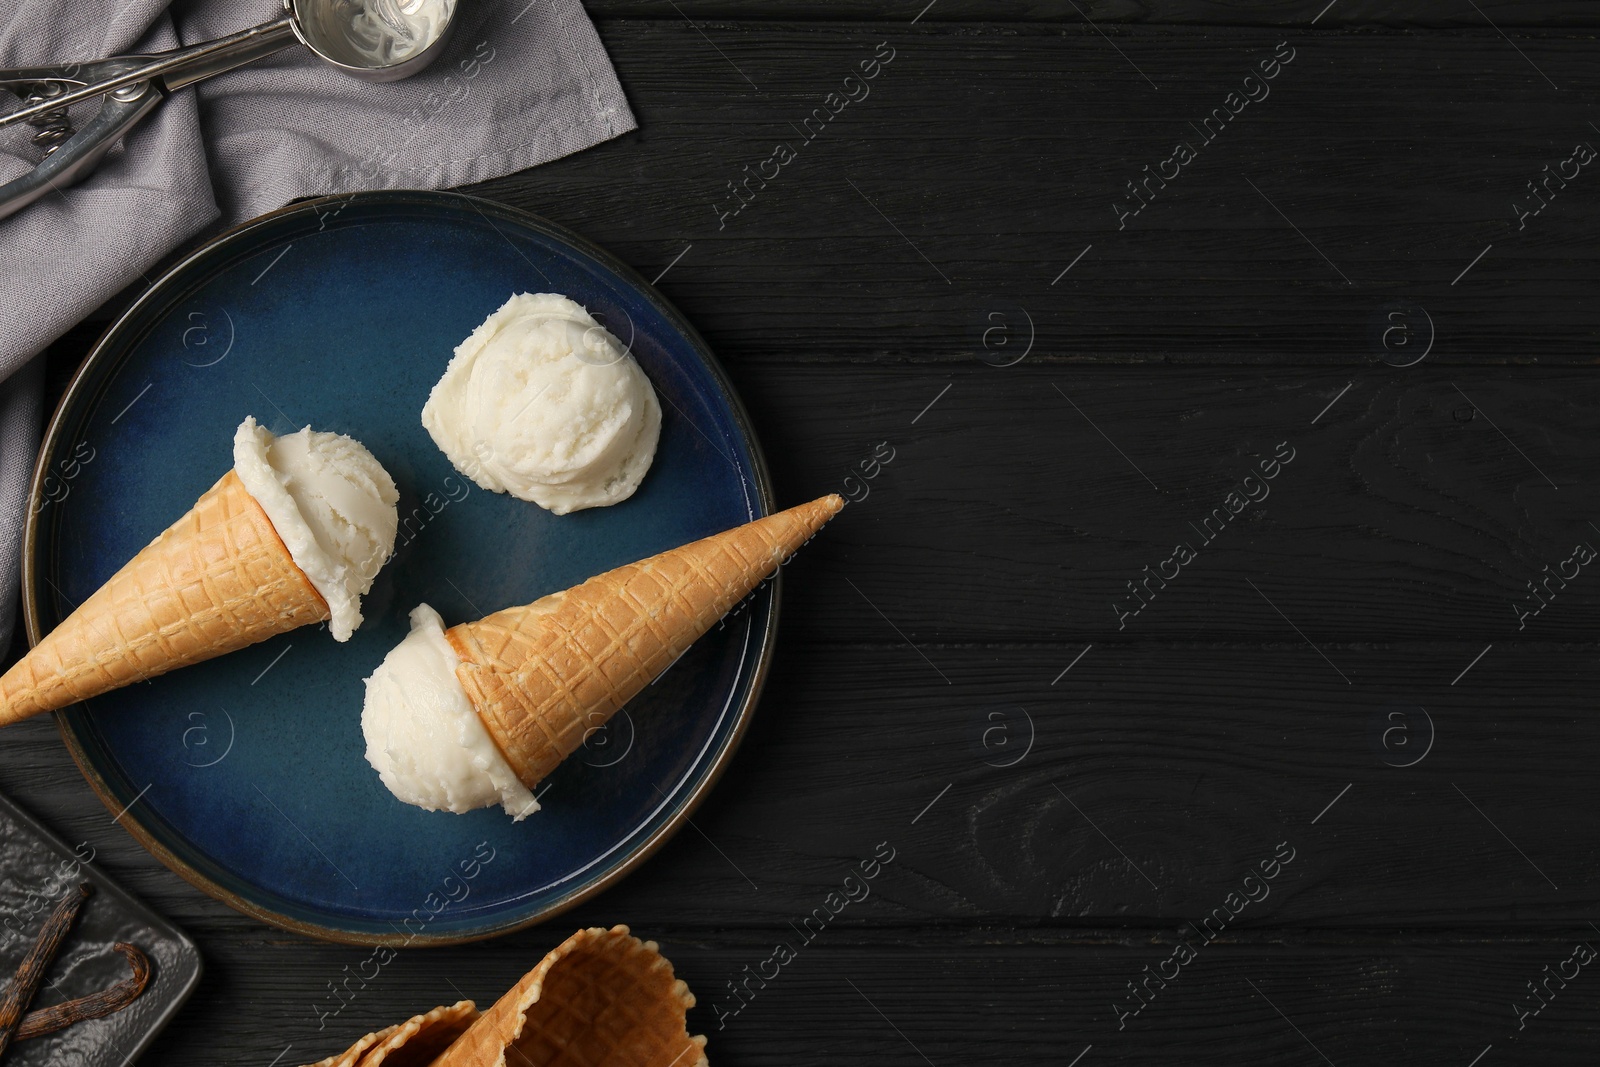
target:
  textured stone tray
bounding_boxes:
[0,789,199,1066]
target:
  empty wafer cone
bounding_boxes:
[0,470,329,726]
[303,1023,397,1067]
[433,925,707,1067]
[446,494,843,789]
[300,1001,479,1067]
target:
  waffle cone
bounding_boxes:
[432,925,707,1067]
[299,1001,479,1067]
[0,470,329,725]
[301,1024,397,1067]
[446,495,843,788]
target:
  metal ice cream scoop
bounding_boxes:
[0,0,458,223]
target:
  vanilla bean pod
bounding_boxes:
[15,942,150,1042]
[0,882,91,1058]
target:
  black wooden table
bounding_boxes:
[6,1,1600,1062]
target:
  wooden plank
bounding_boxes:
[135,930,1600,1065]
[733,363,1600,643]
[12,13,1600,1064]
[452,22,1600,364]
[4,640,1598,930]
[47,25,1600,365]
[29,363,1599,645]
[515,641,1600,929]
[582,2,1600,27]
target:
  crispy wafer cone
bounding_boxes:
[0,470,329,725]
[447,495,843,788]
[299,1001,479,1067]
[302,1023,398,1067]
[433,925,707,1067]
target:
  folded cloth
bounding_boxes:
[0,0,636,653]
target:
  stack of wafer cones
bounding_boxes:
[445,494,844,790]
[307,1002,478,1067]
[0,471,329,726]
[300,926,707,1067]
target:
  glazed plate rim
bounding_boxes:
[22,189,777,946]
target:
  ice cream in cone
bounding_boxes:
[361,494,843,818]
[0,417,399,726]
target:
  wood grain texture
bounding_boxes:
[3,639,1597,931]
[7,5,1600,1065]
[458,22,1600,364]
[126,932,1600,1064]
[724,364,1600,643]
[586,2,1600,27]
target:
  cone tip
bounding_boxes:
[799,493,845,525]
[770,494,843,547]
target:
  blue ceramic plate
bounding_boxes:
[24,191,775,945]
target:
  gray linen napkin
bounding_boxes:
[0,0,636,652]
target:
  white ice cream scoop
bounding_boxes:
[361,604,539,820]
[233,416,399,642]
[422,293,662,515]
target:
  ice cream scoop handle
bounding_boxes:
[0,17,296,130]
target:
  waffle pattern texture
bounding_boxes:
[434,925,707,1067]
[302,1001,478,1067]
[301,927,706,1067]
[0,470,328,724]
[446,495,845,788]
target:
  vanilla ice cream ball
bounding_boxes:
[233,416,399,642]
[420,293,661,515]
[361,604,539,820]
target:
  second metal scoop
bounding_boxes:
[0,0,459,223]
